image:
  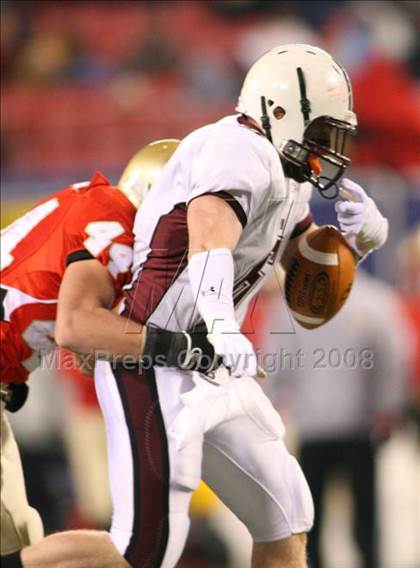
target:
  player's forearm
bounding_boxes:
[55,307,143,359]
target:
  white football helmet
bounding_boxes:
[237,44,357,196]
[118,139,180,208]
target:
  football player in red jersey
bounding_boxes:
[1,140,181,385]
[0,140,180,568]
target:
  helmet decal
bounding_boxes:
[296,67,312,125]
[260,96,273,143]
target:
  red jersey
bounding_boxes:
[1,172,136,383]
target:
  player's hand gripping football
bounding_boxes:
[335,178,388,258]
[206,318,257,378]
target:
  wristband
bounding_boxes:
[188,248,237,333]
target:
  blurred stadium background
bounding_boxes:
[1,1,419,567]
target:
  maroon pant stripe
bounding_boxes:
[113,365,170,568]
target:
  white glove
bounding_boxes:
[207,319,257,378]
[335,178,388,258]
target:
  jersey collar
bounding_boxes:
[89,171,111,187]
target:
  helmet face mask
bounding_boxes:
[280,116,356,198]
[236,44,357,197]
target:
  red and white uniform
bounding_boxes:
[96,116,314,567]
[1,172,135,383]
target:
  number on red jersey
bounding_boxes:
[83,221,133,278]
[1,198,59,270]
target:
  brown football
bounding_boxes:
[285,225,356,329]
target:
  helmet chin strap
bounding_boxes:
[281,158,311,184]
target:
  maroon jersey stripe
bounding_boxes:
[124,204,189,325]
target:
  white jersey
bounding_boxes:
[124,115,312,330]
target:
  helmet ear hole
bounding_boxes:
[273,106,286,120]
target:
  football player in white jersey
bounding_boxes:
[90,44,388,568]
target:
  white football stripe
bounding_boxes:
[298,237,339,266]
[291,310,325,325]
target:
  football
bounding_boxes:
[285,225,356,329]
